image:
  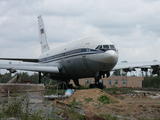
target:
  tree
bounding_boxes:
[112,69,127,76]
[0,73,12,83]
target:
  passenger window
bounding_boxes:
[103,45,109,49]
[110,45,115,49]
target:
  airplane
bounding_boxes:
[0,15,160,88]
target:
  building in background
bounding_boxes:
[70,76,143,88]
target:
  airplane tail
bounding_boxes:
[38,15,50,53]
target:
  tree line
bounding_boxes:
[1,70,160,88]
[143,76,160,88]
[0,72,55,84]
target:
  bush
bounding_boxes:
[112,90,117,94]
[98,95,118,104]
[0,94,45,120]
[120,96,124,99]
[2,94,26,117]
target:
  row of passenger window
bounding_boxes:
[39,49,82,62]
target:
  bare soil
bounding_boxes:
[62,89,160,119]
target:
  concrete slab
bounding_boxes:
[0,83,45,97]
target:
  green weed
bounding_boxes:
[85,97,93,103]
[120,96,124,99]
[98,95,118,104]
[69,97,82,107]
[112,90,117,94]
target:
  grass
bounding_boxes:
[45,89,66,95]
[120,96,125,99]
[112,90,117,94]
[98,95,118,104]
[103,88,137,95]
[68,112,84,120]
[69,97,82,107]
[85,97,93,103]
[0,94,84,120]
[0,94,49,120]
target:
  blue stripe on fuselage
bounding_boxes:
[38,48,103,63]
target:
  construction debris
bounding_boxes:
[6,75,19,84]
[43,89,74,100]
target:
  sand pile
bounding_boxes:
[62,89,127,114]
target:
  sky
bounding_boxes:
[0,0,160,74]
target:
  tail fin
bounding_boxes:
[38,15,49,53]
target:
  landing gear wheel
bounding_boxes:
[97,83,103,89]
[90,84,95,88]
[89,83,103,89]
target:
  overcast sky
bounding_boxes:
[0,0,160,66]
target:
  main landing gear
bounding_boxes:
[90,71,110,89]
[90,77,103,89]
[57,79,73,89]
[38,72,48,83]
[73,79,80,86]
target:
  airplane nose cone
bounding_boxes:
[104,50,118,63]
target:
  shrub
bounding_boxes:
[98,95,110,104]
[112,90,117,94]
[98,95,118,104]
[120,96,124,99]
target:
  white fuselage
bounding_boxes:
[38,37,119,79]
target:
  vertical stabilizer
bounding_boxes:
[38,15,50,53]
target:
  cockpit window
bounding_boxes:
[103,45,109,49]
[95,44,116,52]
[95,45,100,49]
[110,45,115,49]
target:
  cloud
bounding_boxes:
[0,0,160,65]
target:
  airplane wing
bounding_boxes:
[113,60,160,74]
[0,63,59,73]
[0,58,38,62]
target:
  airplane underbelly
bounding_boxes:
[61,56,95,78]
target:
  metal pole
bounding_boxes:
[38,72,41,83]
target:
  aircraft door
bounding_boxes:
[82,43,93,75]
[82,43,89,57]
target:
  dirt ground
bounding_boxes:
[62,89,160,119]
[1,88,160,119]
